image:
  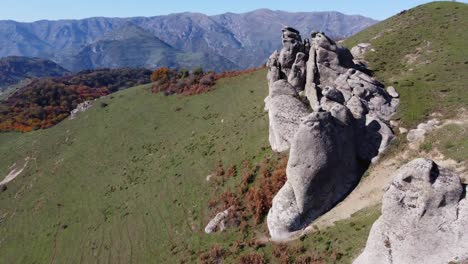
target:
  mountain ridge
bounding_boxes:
[0,56,69,91]
[0,10,377,71]
[9,8,377,23]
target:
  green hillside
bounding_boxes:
[0,68,380,263]
[343,1,468,127]
[0,2,466,263]
[0,70,270,263]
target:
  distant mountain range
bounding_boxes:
[0,56,69,91]
[0,10,377,71]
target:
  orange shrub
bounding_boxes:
[151,67,171,82]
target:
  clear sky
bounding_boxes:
[1,0,466,22]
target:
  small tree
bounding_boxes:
[151,67,171,83]
[179,68,189,78]
[192,67,204,76]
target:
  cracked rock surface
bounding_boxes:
[265,27,398,240]
[354,159,468,264]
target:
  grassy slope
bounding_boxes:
[343,1,468,127]
[422,123,468,162]
[0,68,379,263]
[0,2,466,263]
[0,70,270,263]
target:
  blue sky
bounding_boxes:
[1,0,466,22]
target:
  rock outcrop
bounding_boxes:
[350,43,372,60]
[204,207,232,234]
[70,101,92,120]
[407,119,441,149]
[354,159,468,264]
[265,27,399,240]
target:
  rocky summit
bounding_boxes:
[265,27,399,240]
[355,159,468,264]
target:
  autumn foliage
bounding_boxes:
[0,83,109,132]
[0,68,151,132]
[207,155,288,231]
[150,67,172,83]
[239,252,266,264]
[198,244,227,264]
[150,66,263,96]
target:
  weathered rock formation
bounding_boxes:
[354,159,468,264]
[351,43,372,60]
[204,207,232,234]
[265,27,399,240]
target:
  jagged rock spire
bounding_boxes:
[265,27,399,240]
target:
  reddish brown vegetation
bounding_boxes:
[216,160,225,177]
[226,165,237,178]
[200,155,291,263]
[295,255,314,264]
[238,252,265,264]
[0,68,151,132]
[198,244,227,264]
[272,243,327,264]
[201,161,338,262]
[150,66,263,96]
[246,157,288,223]
[0,84,109,132]
[207,155,288,231]
[273,244,290,263]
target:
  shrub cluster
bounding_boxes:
[150,67,262,96]
[207,155,288,231]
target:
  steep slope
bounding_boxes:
[63,23,237,71]
[0,11,377,71]
[0,18,125,62]
[0,56,69,90]
[0,70,269,263]
[343,1,468,127]
[0,69,380,263]
[130,12,244,64]
[210,9,377,68]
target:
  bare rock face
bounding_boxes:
[268,111,360,239]
[264,80,309,152]
[354,159,468,264]
[265,27,399,240]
